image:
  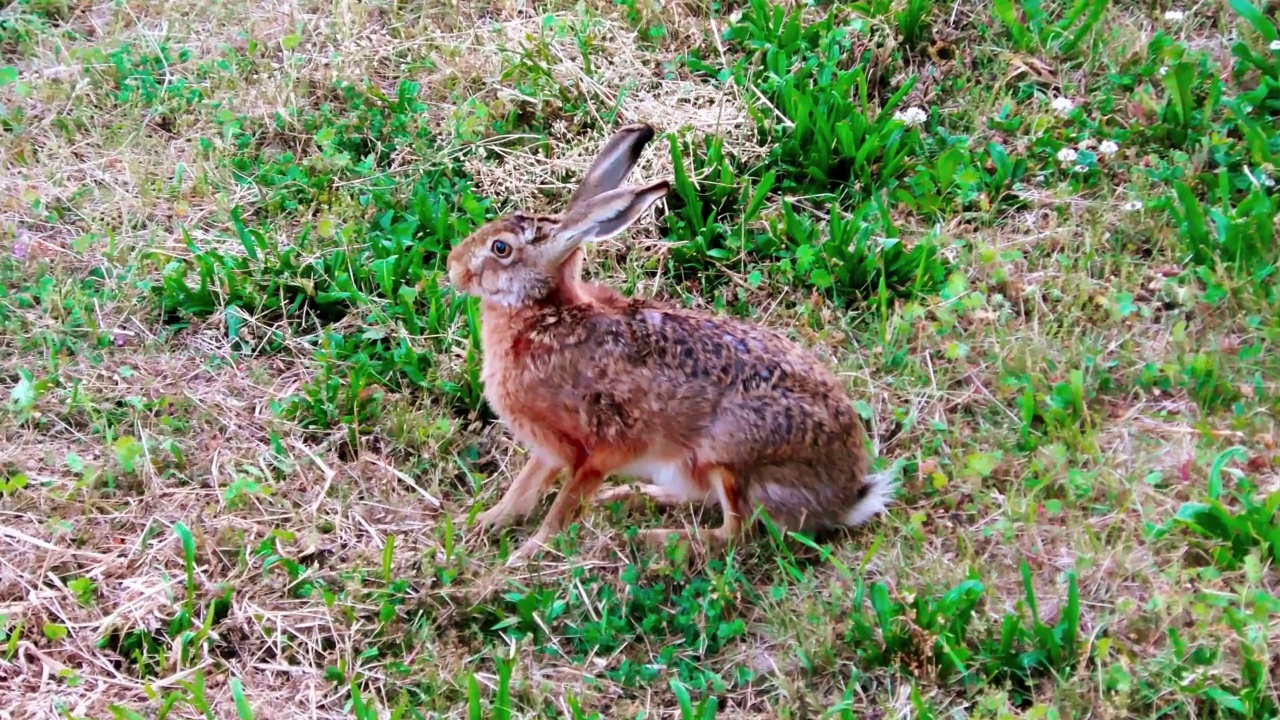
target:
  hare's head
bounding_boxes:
[447,123,668,306]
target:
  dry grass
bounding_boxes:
[2,0,1279,718]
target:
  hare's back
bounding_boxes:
[626,305,862,459]
[527,301,856,453]
[623,305,842,397]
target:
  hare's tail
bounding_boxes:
[841,461,903,527]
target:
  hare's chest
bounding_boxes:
[479,345,530,424]
[481,337,586,458]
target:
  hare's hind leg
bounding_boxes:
[476,453,562,530]
[593,460,714,511]
[594,484,706,511]
[639,466,744,551]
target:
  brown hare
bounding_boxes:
[447,123,897,564]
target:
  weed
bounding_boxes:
[157,163,491,428]
[1149,447,1280,570]
[1168,176,1277,296]
[991,0,1110,58]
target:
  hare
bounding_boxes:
[447,123,897,564]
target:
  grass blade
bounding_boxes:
[1207,446,1248,501]
[173,522,196,613]
[467,674,481,720]
[1171,180,1211,264]
[494,653,514,720]
[1059,0,1109,56]
[1229,0,1278,42]
[229,206,260,262]
[742,169,776,224]
[671,678,696,720]
[993,0,1031,49]
[1062,571,1080,665]
[229,677,254,720]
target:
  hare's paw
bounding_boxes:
[474,504,515,530]
[637,527,690,551]
[593,484,651,513]
[637,526,735,555]
[593,485,637,506]
[596,484,712,514]
[506,533,552,566]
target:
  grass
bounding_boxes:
[2,0,1280,717]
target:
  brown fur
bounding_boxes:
[445,124,892,563]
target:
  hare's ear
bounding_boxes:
[566,124,657,210]
[550,180,670,248]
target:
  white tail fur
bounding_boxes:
[841,463,902,527]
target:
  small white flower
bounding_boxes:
[1057,147,1079,164]
[1244,167,1276,188]
[13,229,30,260]
[1050,96,1075,116]
[1124,200,1143,211]
[892,106,928,127]
[1073,164,1089,173]
[1098,140,1119,156]
[1159,66,1169,76]
[1270,40,1280,51]
[1163,9,1185,21]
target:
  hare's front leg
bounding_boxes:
[475,453,562,530]
[508,448,631,565]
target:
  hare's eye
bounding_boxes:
[491,240,512,258]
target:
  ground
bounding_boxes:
[1,0,1279,718]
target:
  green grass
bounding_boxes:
[2,0,1280,717]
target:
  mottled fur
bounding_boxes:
[446,123,896,563]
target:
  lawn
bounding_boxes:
[2,0,1279,718]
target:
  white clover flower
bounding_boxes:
[1124,200,1143,212]
[13,229,30,260]
[1163,9,1185,21]
[1057,147,1079,165]
[893,106,928,127]
[1245,167,1276,188]
[1098,140,1119,156]
[1050,96,1075,116]
[1270,40,1280,52]
[1159,66,1169,76]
